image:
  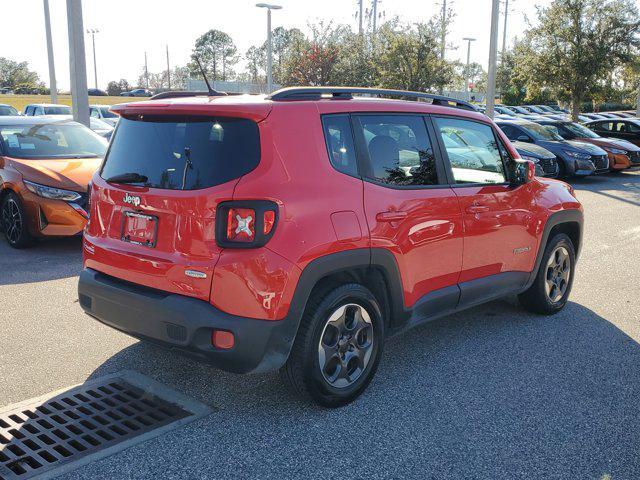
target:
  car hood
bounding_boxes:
[566,140,607,155]
[535,139,594,155]
[8,157,102,192]
[512,141,555,159]
[575,136,640,152]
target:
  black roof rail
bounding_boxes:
[150,90,227,100]
[267,87,478,111]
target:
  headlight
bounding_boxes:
[520,155,540,163]
[563,150,591,160]
[602,147,626,155]
[23,180,82,202]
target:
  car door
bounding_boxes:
[617,121,640,146]
[431,115,538,307]
[352,113,464,315]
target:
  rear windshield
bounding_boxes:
[101,115,260,190]
[44,106,71,115]
[0,123,107,159]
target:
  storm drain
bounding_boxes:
[0,371,211,479]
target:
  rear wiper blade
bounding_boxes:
[105,172,148,184]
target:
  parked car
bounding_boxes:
[580,113,608,121]
[511,141,559,177]
[88,88,108,96]
[77,86,583,407]
[536,119,640,171]
[496,118,608,176]
[0,117,107,248]
[48,115,114,140]
[522,105,549,115]
[534,105,559,114]
[120,89,152,97]
[585,118,640,147]
[0,88,13,95]
[0,104,19,116]
[89,105,118,127]
[23,103,71,116]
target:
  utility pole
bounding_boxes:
[166,45,171,91]
[440,0,447,61]
[43,0,57,103]
[144,51,149,89]
[372,0,378,34]
[501,0,509,61]
[256,3,282,94]
[486,0,500,119]
[636,84,640,117]
[358,0,363,35]
[66,0,89,126]
[86,28,99,90]
[463,37,476,101]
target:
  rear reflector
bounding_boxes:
[211,330,235,349]
[263,210,275,235]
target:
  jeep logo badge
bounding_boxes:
[123,193,141,207]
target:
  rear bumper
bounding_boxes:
[78,268,296,374]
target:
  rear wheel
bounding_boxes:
[519,233,575,314]
[1,192,33,249]
[281,284,385,408]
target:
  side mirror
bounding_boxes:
[517,135,532,143]
[509,160,536,186]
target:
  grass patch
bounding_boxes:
[0,95,138,113]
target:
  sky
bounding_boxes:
[3,0,557,91]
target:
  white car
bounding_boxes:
[89,105,119,127]
[23,103,71,116]
[40,115,114,139]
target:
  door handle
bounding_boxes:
[465,204,490,214]
[376,211,408,222]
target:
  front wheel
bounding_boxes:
[519,233,576,314]
[1,192,33,249]
[280,284,385,408]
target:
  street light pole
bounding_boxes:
[86,28,99,90]
[43,0,57,103]
[486,0,500,119]
[256,3,282,94]
[501,0,509,61]
[440,0,447,61]
[66,0,89,126]
[463,37,476,101]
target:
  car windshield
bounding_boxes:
[0,106,18,116]
[90,118,113,130]
[522,122,564,141]
[101,115,260,190]
[561,122,600,139]
[0,122,107,159]
[44,106,71,115]
[98,107,117,118]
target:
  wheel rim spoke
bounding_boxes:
[544,245,571,303]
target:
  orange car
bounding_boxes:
[0,117,107,248]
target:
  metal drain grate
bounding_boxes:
[0,372,210,479]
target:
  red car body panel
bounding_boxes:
[84,95,581,323]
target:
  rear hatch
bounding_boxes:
[84,100,268,301]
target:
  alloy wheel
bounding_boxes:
[2,198,22,245]
[317,303,374,389]
[545,246,571,303]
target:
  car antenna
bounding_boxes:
[194,57,218,97]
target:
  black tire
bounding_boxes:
[1,191,34,249]
[280,283,385,408]
[519,233,576,314]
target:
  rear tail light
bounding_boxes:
[216,200,278,248]
[211,329,235,349]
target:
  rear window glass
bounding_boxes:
[0,123,107,159]
[101,115,260,190]
[44,106,71,115]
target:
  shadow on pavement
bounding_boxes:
[83,300,640,479]
[570,170,640,206]
[0,236,82,286]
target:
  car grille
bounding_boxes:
[540,157,559,177]
[628,151,640,165]
[591,154,609,172]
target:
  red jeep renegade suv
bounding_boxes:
[78,87,583,407]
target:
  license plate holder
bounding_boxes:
[121,211,158,248]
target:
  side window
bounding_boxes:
[25,106,33,116]
[434,117,507,185]
[34,107,43,115]
[90,108,99,118]
[626,122,640,134]
[321,114,358,176]
[498,124,519,141]
[356,115,439,186]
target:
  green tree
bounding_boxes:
[0,58,41,90]
[106,78,131,96]
[519,0,640,119]
[245,46,265,84]
[190,29,238,81]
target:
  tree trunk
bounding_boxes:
[636,82,640,118]
[571,94,580,122]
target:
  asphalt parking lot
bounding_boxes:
[1,171,639,479]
